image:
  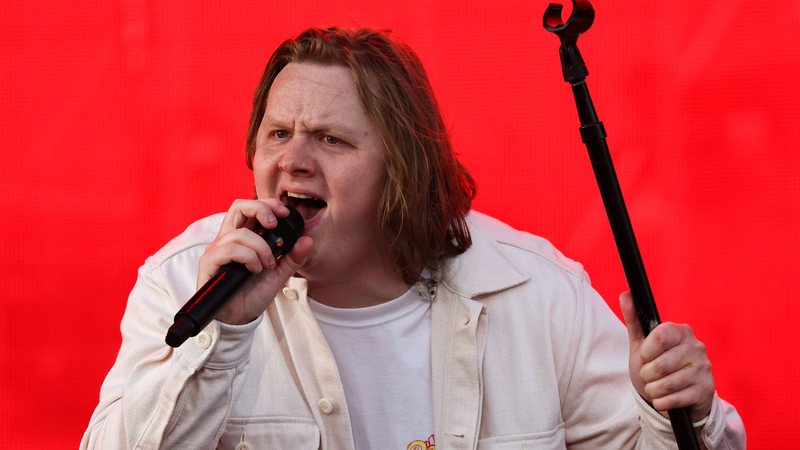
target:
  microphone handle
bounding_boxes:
[165,262,251,348]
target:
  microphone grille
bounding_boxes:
[284,205,305,236]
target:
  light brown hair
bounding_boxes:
[246,27,476,283]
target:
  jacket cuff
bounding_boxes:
[206,316,263,368]
[697,393,727,447]
[634,390,680,441]
[173,316,262,371]
[635,389,726,448]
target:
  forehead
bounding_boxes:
[265,62,366,123]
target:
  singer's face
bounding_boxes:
[252,62,395,292]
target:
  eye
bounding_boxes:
[272,130,290,139]
[322,135,343,145]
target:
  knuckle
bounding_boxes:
[231,198,248,210]
[643,383,658,399]
[694,340,707,355]
[660,378,674,394]
[651,358,668,376]
[698,358,712,374]
[659,396,678,410]
[651,327,669,347]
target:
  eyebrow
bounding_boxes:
[262,114,363,139]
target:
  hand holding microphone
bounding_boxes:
[166,200,311,347]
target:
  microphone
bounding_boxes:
[165,206,305,348]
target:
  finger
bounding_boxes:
[204,244,264,276]
[640,323,693,362]
[211,227,276,269]
[651,385,701,412]
[639,342,693,382]
[223,199,289,232]
[619,291,645,345]
[650,384,713,421]
[642,359,695,399]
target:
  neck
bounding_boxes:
[304,269,410,308]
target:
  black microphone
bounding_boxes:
[165,206,305,348]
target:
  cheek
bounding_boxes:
[252,155,278,198]
[331,168,384,216]
[356,175,386,221]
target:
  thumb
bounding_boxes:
[273,236,313,279]
[619,291,645,345]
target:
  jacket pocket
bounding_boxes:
[477,423,566,449]
[217,416,320,449]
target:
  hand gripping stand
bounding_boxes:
[543,2,701,448]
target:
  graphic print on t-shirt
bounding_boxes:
[406,434,435,450]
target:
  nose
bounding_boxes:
[278,137,316,177]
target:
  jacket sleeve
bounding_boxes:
[80,248,262,450]
[560,274,745,449]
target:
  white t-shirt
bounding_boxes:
[308,287,435,450]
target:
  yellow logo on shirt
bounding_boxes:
[407,434,435,450]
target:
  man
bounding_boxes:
[82,27,745,449]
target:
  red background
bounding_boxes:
[2,0,798,447]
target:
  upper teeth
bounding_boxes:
[287,192,314,200]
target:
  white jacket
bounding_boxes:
[81,211,745,449]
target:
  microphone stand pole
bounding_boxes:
[542,2,700,448]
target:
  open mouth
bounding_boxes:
[282,191,327,223]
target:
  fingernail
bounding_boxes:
[267,214,276,223]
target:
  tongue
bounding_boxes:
[292,200,324,222]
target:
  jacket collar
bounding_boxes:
[439,213,530,299]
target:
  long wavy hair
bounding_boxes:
[246,27,476,284]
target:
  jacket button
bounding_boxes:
[282,287,298,300]
[196,332,212,349]
[318,398,334,415]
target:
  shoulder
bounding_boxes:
[120,213,226,326]
[143,213,225,273]
[445,211,588,298]
[466,211,585,278]
[457,211,623,359]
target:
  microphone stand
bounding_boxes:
[542,2,701,449]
